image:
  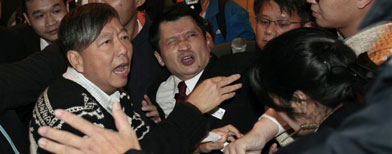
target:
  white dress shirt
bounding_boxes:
[63,67,122,115]
[40,38,49,51]
[156,71,204,118]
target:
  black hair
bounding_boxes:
[149,4,208,53]
[22,0,67,13]
[250,28,368,119]
[58,3,119,53]
[253,0,314,25]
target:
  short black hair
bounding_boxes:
[22,0,67,13]
[253,0,314,25]
[58,3,119,53]
[149,4,208,53]
[250,28,367,119]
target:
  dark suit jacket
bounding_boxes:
[126,18,169,126]
[11,23,41,55]
[0,26,29,64]
[147,51,265,134]
[0,42,67,154]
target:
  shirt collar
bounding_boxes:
[40,38,50,51]
[63,67,121,114]
[173,70,204,95]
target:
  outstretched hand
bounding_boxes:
[37,102,141,154]
[187,74,242,113]
[141,94,162,123]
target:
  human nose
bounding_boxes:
[116,38,131,57]
[264,21,277,36]
[45,14,57,27]
[177,39,190,51]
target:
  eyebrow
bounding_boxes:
[31,3,61,16]
[97,27,128,39]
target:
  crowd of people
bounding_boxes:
[0,0,391,154]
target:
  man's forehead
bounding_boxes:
[26,0,64,12]
[160,17,199,33]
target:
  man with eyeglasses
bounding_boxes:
[223,0,315,153]
[254,0,315,49]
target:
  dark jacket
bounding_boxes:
[147,51,264,134]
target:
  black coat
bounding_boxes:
[147,51,265,134]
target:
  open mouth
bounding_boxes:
[180,55,195,65]
[113,63,130,77]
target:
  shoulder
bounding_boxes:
[224,0,248,14]
[45,78,95,109]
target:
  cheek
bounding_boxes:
[256,24,264,36]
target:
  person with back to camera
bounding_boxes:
[224,28,370,153]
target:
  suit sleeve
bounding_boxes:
[0,42,67,113]
[140,103,208,154]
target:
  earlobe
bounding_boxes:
[154,51,165,67]
[303,21,316,28]
[136,0,146,7]
[23,13,31,26]
[67,50,84,72]
[291,90,309,113]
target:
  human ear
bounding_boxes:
[357,0,373,9]
[67,50,84,72]
[291,90,310,114]
[154,51,165,67]
[136,0,146,8]
[303,21,316,28]
[206,32,214,48]
[23,13,31,26]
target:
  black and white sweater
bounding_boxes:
[29,68,150,154]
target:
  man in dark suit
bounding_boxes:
[146,4,263,152]
[12,0,68,54]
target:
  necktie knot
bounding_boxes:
[175,81,187,103]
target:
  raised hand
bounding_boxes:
[187,74,242,113]
[37,102,141,154]
[141,94,162,123]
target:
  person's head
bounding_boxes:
[88,0,146,27]
[250,28,366,135]
[307,0,373,38]
[253,0,315,49]
[150,4,213,81]
[23,0,67,42]
[59,3,132,94]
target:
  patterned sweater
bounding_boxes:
[29,72,150,154]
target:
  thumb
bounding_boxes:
[112,102,133,135]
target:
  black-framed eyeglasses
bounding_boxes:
[257,17,301,29]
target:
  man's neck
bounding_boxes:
[124,16,140,40]
[337,20,361,38]
[338,9,370,38]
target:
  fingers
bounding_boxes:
[145,110,159,118]
[217,74,241,87]
[112,102,133,135]
[38,138,84,154]
[141,102,157,112]
[53,109,98,137]
[221,92,236,101]
[38,126,84,150]
[220,83,242,95]
[224,125,242,138]
[268,143,278,154]
[143,95,152,105]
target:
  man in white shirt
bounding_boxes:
[148,2,262,141]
